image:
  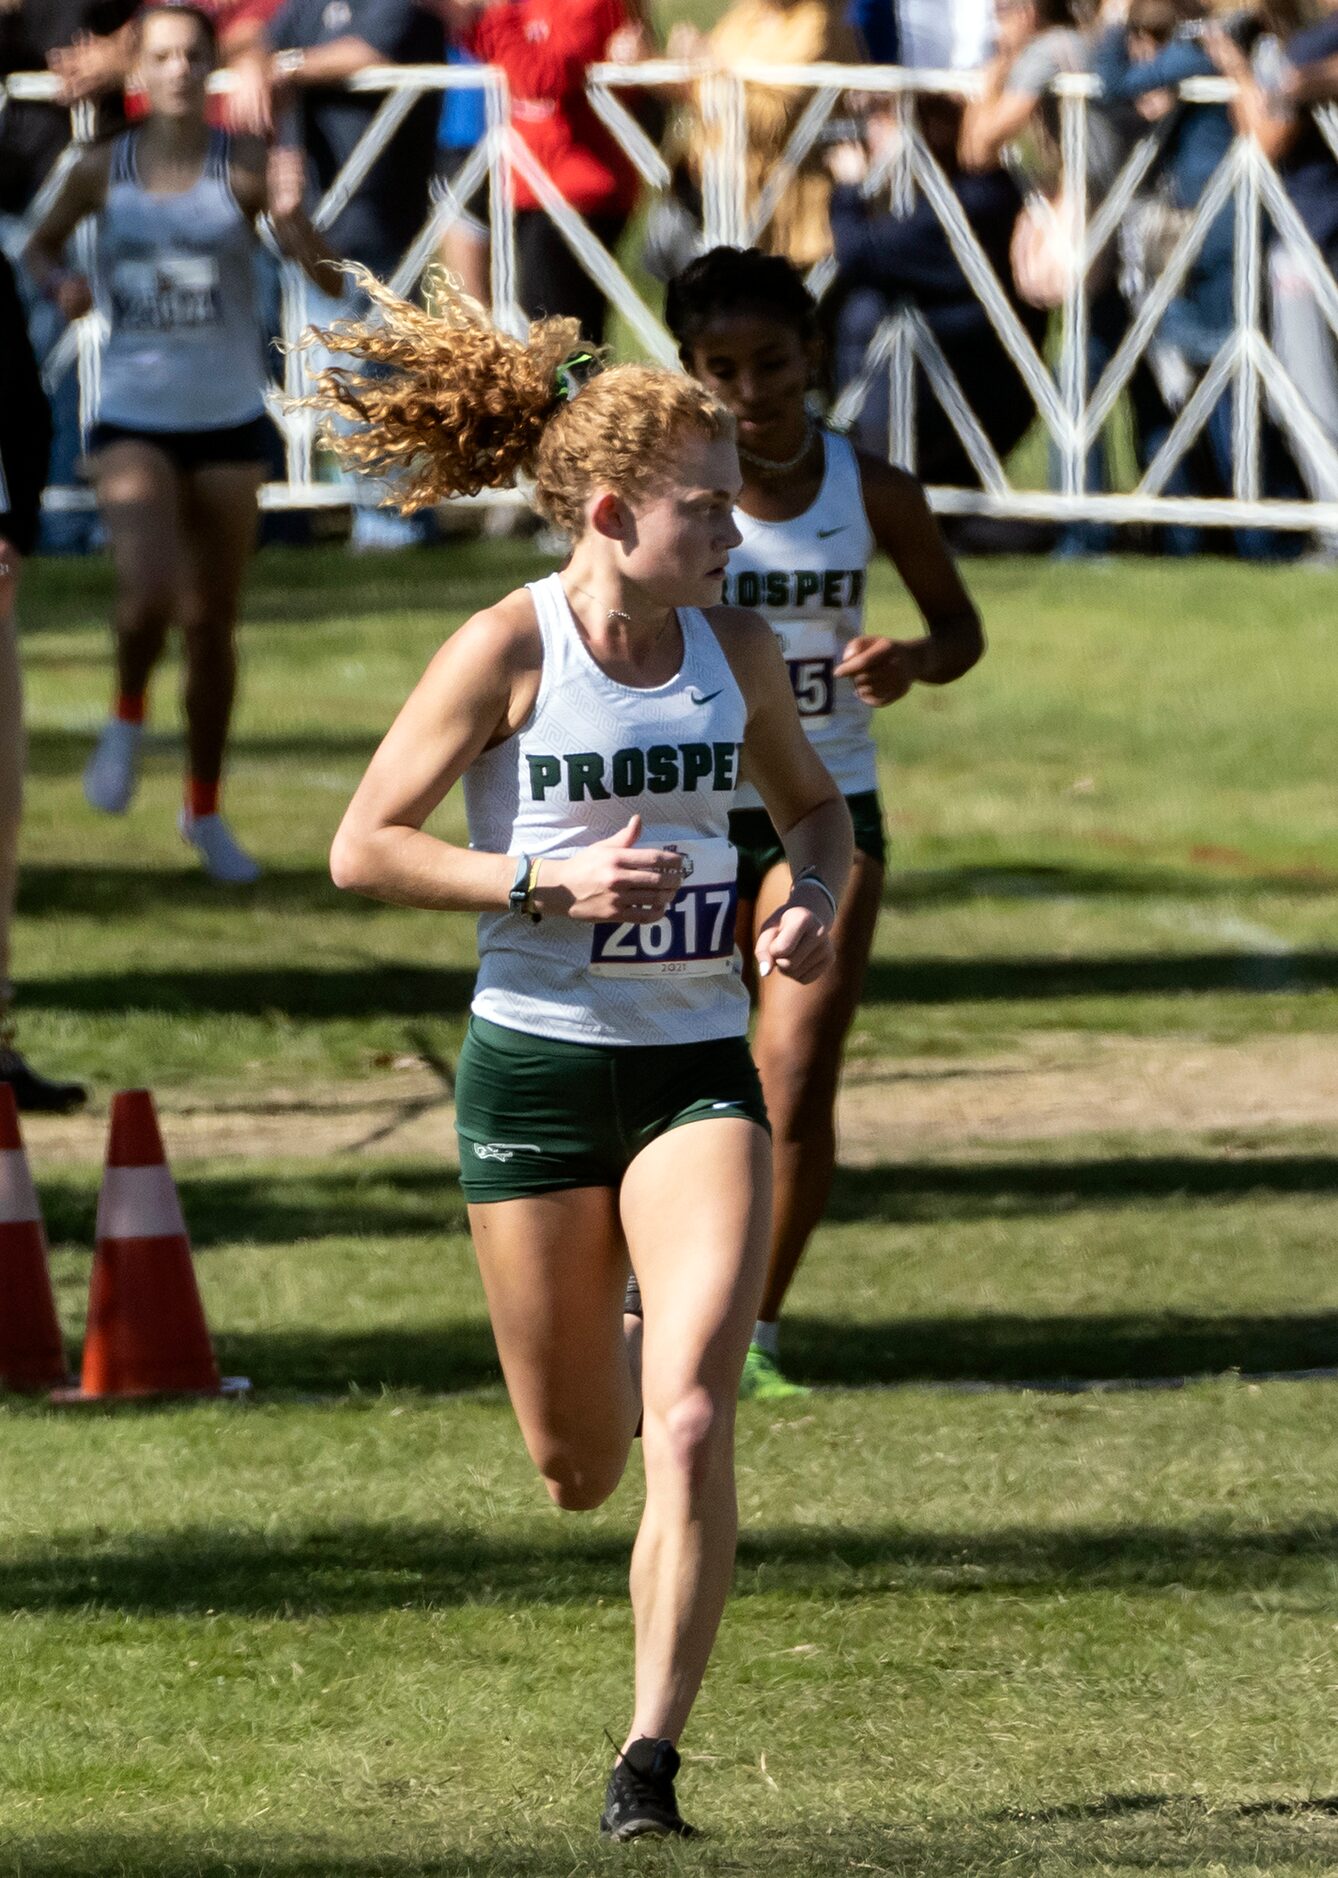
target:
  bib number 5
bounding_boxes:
[787,656,835,719]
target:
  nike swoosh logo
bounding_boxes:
[816,524,847,538]
[688,688,722,706]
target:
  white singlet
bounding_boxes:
[723,428,877,806]
[95,130,266,432]
[464,574,752,1048]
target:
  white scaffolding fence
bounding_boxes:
[5,58,1338,532]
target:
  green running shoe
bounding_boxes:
[739,1344,811,1402]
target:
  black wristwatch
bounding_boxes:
[508,853,532,918]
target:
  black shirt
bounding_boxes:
[0,250,52,547]
[0,0,137,216]
[267,0,440,272]
[1279,15,1338,259]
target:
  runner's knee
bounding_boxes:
[644,1385,729,1494]
[539,1441,628,1513]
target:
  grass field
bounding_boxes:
[4,545,1338,1876]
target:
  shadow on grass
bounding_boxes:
[42,1164,470,1252]
[859,952,1338,1000]
[40,1153,1338,1255]
[785,1309,1338,1388]
[23,964,477,1021]
[825,1155,1338,1222]
[7,1803,1338,1876]
[3,1515,1338,1617]
[24,1304,1326,1397]
[23,728,384,782]
[17,861,353,919]
[888,860,1338,907]
[21,953,1338,1019]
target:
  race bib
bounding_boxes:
[590,838,739,979]
[787,655,835,719]
[111,255,221,334]
[769,623,840,721]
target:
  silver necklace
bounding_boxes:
[736,415,818,475]
[566,582,675,645]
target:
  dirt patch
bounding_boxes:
[19,1033,1338,1167]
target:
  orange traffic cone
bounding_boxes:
[0,1084,69,1391]
[54,1090,248,1402]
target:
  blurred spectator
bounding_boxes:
[40,3,283,129]
[464,0,645,346]
[0,1,137,221]
[233,0,442,277]
[1091,0,1255,548]
[671,0,863,270]
[1205,0,1338,555]
[231,0,441,549]
[960,0,1168,554]
[0,0,140,552]
[848,0,994,71]
[434,31,489,305]
[825,95,1048,483]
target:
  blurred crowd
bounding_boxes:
[3,0,1338,555]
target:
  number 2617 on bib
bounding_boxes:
[590,882,739,978]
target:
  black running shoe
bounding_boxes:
[0,1049,88,1115]
[599,1737,695,1842]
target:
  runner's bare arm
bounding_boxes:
[23,147,111,317]
[230,142,346,295]
[835,456,984,707]
[331,596,688,922]
[714,607,854,982]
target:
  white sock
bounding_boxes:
[753,1319,779,1357]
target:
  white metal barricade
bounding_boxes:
[5,59,1338,532]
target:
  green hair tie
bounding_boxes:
[553,351,596,404]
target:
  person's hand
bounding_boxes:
[754,891,833,983]
[1135,85,1176,119]
[226,53,273,136]
[834,635,925,705]
[606,22,652,63]
[826,140,869,185]
[49,31,128,103]
[864,108,900,161]
[666,21,708,60]
[53,273,95,321]
[1202,23,1249,80]
[267,145,308,228]
[537,816,687,923]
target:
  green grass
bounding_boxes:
[5,545,1338,1873]
[14,548,1338,1089]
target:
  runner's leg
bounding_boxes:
[750,849,884,1325]
[179,462,263,791]
[619,1115,771,1744]
[468,1185,639,1509]
[93,441,185,702]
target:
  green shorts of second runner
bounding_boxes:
[455,1015,770,1203]
[730,789,887,904]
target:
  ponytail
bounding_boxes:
[296,271,733,534]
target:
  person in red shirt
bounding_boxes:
[465,0,645,345]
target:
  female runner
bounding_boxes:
[303,278,852,1838]
[26,2,340,883]
[667,246,985,1400]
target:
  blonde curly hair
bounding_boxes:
[293,271,733,537]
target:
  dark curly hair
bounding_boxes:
[664,246,819,364]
